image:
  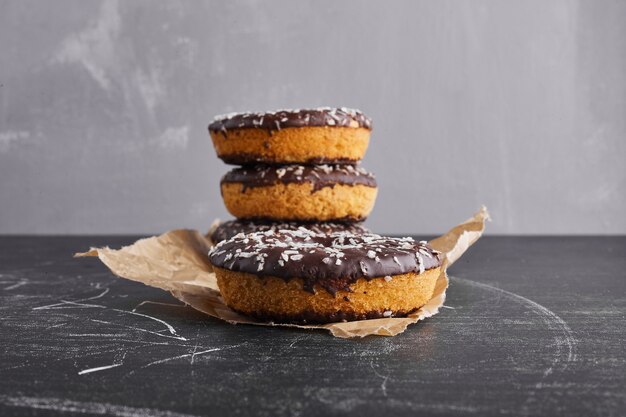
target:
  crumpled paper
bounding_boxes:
[76,207,489,338]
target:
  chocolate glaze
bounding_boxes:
[211,220,370,244]
[221,164,377,193]
[209,107,372,134]
[218,153,359,166]
[209,229,442,295]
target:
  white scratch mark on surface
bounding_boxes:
[33,288,110,310]
[189,332,200,365]
[111,309,187,341]
[140,348,221,370]
[453,276,577,368]
[33,300,107,310]
[86,288,110,300]
[0,395,200,417]
[4,280,28,290]
[89,318,187,342]
[132,300,186,312]
[53,0,120,90]
[0,131,30,153]
[191,348,223,364]
[126,343,246,377]
[172,345,248,368]
[370,360,390,397]
[288,335,308,349]
[154,126,189,150]
[78,363,123,375]
[32,289,190,343]
[70,336,182,348]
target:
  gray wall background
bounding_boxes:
[1,0,625,235]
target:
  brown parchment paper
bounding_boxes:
[76,207,489,338]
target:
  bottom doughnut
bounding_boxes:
[213,266,441,324]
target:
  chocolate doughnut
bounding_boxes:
[210,219,370,244]
[209,229,442,324]
[220,164,378,222]
[208,108,372,165]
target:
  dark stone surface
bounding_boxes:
[0,236,624,417]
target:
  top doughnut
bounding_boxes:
[208,107,372,165]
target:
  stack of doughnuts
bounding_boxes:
[207,108,442,324]
[208,108,378,242]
